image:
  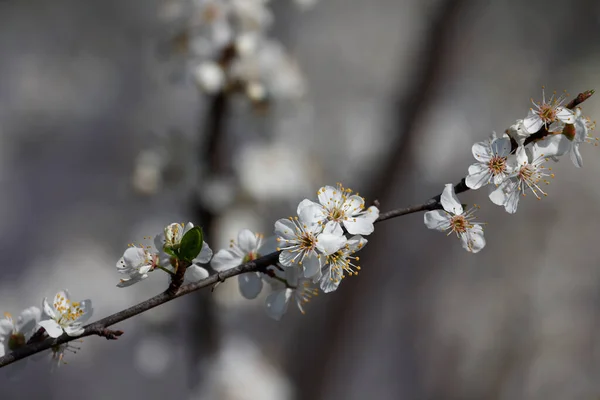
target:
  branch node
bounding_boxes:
[97,328,124,340]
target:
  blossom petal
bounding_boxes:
[343,217,374,235]
[184,265,210,283]
[363,206,379,223]
[523,110,543,133]
[237,229,258,253]
[556,107,575,124]
[0,320,13,337]
[317,186,340,207]
[297,201,322,226]
[535,134,569,158]
[465,164,490,190]
[265,289,291,321]
[471,141,491,162]
[38,320,63,338]
[323,221,343,237]
[491,135,512,157]
[211,249,243,272]
[344,195,365,216]
[64,325,85,337]
[440,184,462,215]
[319,265,343,293]
[423,210,450,231]
[238,272,263,299]
[75,300,93,325]
[279,250,297,267]
[274,219,296,241]
[316,233,346,255]
[570,144,583,168]
[301,253,322,278]
[193,241,213,264]
[42,298,56,319]
[123,247,146,268]
[460,225,486,253]
[16,307,41,337]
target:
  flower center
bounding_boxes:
[538,104,557,123]
[450,215,471,234]
[54,297,85,325]
[487,156,507,176]
[299,233,316,251]
[328,207,345,222]
[8,333,25,350]
[242,252,259,263]
[518,164,536,183]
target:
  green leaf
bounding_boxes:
[177,226,204,262]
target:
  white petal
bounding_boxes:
[323,221,343,237]
[535,134,569,158]
[38,320,63,338]
[423,210,450,231]
[465,164,490,190]
[184,265,210,283]
[515,146,528,165]
[279,250,297,267]
[440,184,463,214]
[75,300,93,325]
[193,241,213,264]
[471,141,491,162]
[363,206,379,223]
[319,265,343,293]
[211,249,243,271]
[237,229,258,253]
[16,307,41,337]
[316,233,346,255]
[238,273,263,299]
[317,186,340,206]
[344,195,365,216]
[346,235,368,252]
[343,217,374,235]
[64,325,85,337]
[138,265,152,275]
[570,144,583,168]
[297,202,322,226]
[274,219,296,241]
[42,298,56,319]
[0,320,13,337]
[491,136,512,157]
[123,247,146,268]
[556,107,575,123]
[461,225,486,253]
[523,111,543,133]
[154,233,165,252]
[265,289,291,321]
[301,253,322,278]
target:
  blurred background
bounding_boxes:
[1,0,600,399]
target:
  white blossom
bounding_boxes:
[523,88,575,133]
[265,266,317,320]
[212,229,266,299]
[116,246,156,288]
[275,201,347,278]
[424,184,485,253]
[303,184,379,235]
[506,119,529,146]
[154,222,213,266]
[465,132,513,190]
[38,290,93,338]
[0,307,41,357]
[489,145,553,213]
[319,235,367,293]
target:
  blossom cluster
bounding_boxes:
[175,0,311,103]
[424,88,597,253]
[1,290,92,369]
[115,185,379,320]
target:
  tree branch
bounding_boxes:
[0,90,593,369]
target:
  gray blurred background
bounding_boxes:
[1,0,600,399]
